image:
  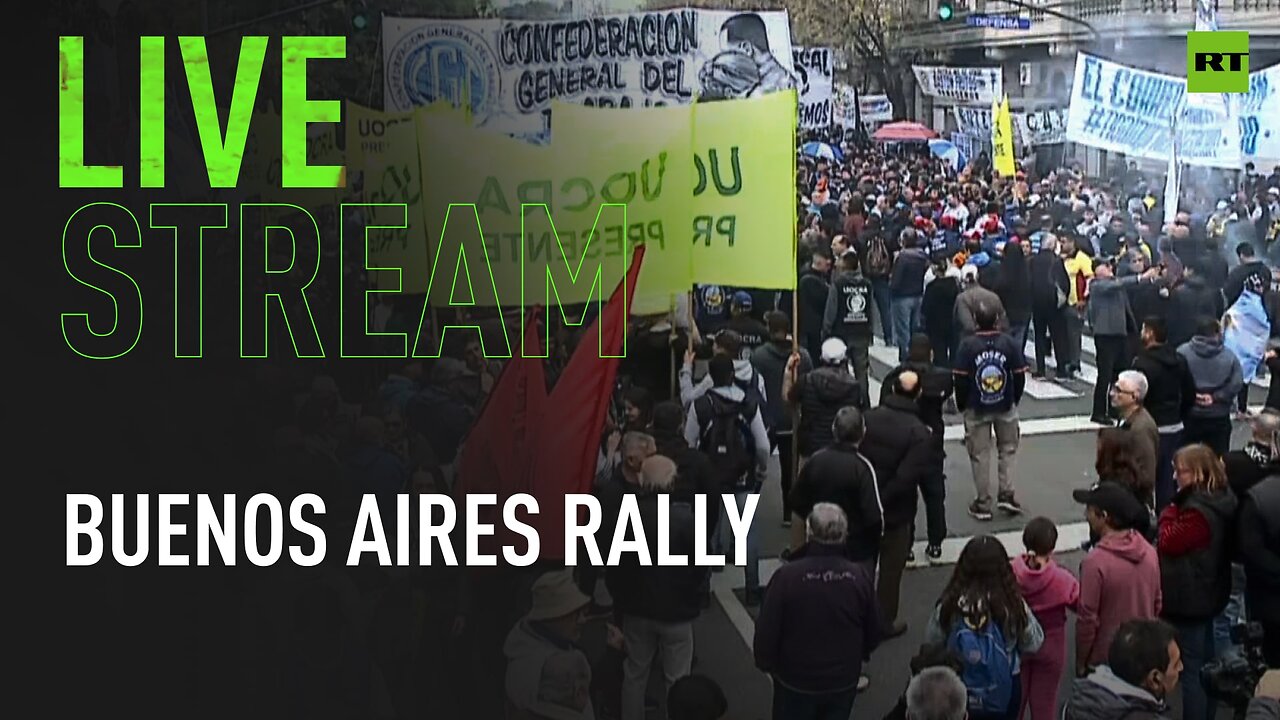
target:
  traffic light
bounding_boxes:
[352,1,370,31]
[938,1,955,21]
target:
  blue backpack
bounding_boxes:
[946,613,1015,714]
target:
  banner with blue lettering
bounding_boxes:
[1239,64,1280,163]
[1065,53,1240,168]
[913,65,1003,105]
[384,9,797,139]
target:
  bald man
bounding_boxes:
[859,370,934,638]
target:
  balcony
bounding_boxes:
[901,0,1280,51]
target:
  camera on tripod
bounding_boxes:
[1202,622,1268,717]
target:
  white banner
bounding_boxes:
[833,85,894,126]
[794,46,833,129]
[383,9,796,137]
[1065,52,1239,168]
[951,132,984,163]
[913,65,1003,105]
[1239,64,1280,163]
[859,93,894,122]
[953,106,991,136]
[1016,108,1068,146]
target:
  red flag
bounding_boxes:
[455,309,547,553]
[527,247,645,559]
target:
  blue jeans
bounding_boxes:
[891,295,922,361]
[718,490,760,593]
[1174,620,1217,720]
[1213,563,1247,656]
[770,681,857,720]
[871,278,893,344]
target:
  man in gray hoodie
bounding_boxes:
[1064,619,1179,720]
[679,329,769,411]
[1178,317,1244,457]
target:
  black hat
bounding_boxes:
[1072,482,1143,527]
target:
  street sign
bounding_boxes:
[967,14,1033,30]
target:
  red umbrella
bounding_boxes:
[873,121,939,142]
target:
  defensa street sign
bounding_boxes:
[966,14,1032,30]
[1187,31,1249,93]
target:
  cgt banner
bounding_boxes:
[955,105,1068,146]
[1065,52,1239,168]
[793,46,833,129]
[913,65,1003,105]
[384,9,797,138]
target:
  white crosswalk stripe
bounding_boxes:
[869,340,1076,399]
[1024,340,1100,385]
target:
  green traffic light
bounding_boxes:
[353,15,368,30]
[938,5,954,20]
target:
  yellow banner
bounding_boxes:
[993,94,1016,178]
[346,102,429,292]
[417,104,694,315]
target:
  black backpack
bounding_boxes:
[694,392,758,491]
[734,369,769,428]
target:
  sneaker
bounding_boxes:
[1031,370,1046,379]
[997,494,1024,515]
[925,544,943,562]
[1089,415,1115,427]
[968,501,993,521]
[857,675,870,691]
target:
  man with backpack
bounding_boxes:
[684,354,771,605]
[857,221,897,346]
[823,250,875,407]
[679,329,768,411]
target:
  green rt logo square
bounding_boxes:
[1188,31,1249,93]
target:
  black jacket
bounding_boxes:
[1159,487,1238,622]
[921,275,959,339]
[1168,277,1223,348]
[607,492,705,622]
[1268,354,1280,411]
[1126,279,1168,330]
[788,443,883,563]
[881,362,952,447]
[754,543,882,694]
[889,248,930,298]
[823,271,875,341]
[752,342,811,433]
[1130,344,1196,428]
[792,366,864,456]
[1029,249,1070,315]
[1238,476,1280,624]
[797,268,831,344]
[860,395,935,529]
[1225,259,1271,308]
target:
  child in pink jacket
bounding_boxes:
[1012,518,1079,720]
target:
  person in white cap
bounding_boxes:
[504,570,594,720]
[783,337,865,463]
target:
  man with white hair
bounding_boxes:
[905,667,968,720]
[608,455,704,720]
[1112,369,1159,497]
[754,503,882,717]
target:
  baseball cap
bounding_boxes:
[1072,481,1143,527]
[731,291,753,310]
[1269,187,1279,196]
[820,337,847,364]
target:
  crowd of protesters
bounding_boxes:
[186,124,1280,720]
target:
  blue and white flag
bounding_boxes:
[1186,0,1229,114]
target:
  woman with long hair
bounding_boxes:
[1095,427,1155,540]
[925,536,1044,720]
[1159,444,1238,720]
[996,241,1033,350]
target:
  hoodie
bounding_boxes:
[1063,666,1171,720]
[751,341,811,432]
[683,384,771,484]
[1012,555,1079,642]
[1077,530,1161,668]
[1168,276,1224,348]
[1130,344,1196,429]
[679,358,769,409]
[792,366,864,456]
[1177,336,1244,419]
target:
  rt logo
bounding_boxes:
[1187,31,1249,93]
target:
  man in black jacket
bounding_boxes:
[797,246,834,361]
[1168,263,1225,349]
[787,407,883,563]
[784,338,865,461]
[754,504,882,717]
[823,251,875,407]
[751,312,811,526]
[1225,242,1271,309]
[1029,233,1071,379]
[1131,316,1197,510]
[860,370,934,638]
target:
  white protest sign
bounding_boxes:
[1016,108,1068,145]
[384,9,797,138]
[1065,52,1239,168]
[913,65,1003,105]
[794,46,833,129]
[1238,64,1280,163]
